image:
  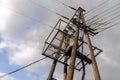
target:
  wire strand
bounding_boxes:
[98,23,117,33]
[87,1,120,23]
[86,2,120,24]
[85,0,109,15]
[93,13,120,30]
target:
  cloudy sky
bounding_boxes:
[0,0,120,80]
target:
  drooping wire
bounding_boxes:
[0,56,47,79]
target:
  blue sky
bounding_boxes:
[0,0,120,80]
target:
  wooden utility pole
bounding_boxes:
[64,37,69,80]
[47,34,65,80]
[67,9,81,80]
[81,11,101,80]
[64,54,67,80]
[67,26,79,80]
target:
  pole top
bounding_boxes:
[78,7,85,12]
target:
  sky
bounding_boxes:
[0,0,120,80]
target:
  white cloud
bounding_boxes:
[9,44,39,65]
[0,0,12,32]
[0,0,52,72]
[0,41,6,49]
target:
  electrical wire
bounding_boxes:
[85,0,109,15]
[0,56,47,79]
[93,13,120,30]
[87,6,120,26]
[86,2,120,25]
[1,1,115,79]
[86,15,98,22]
[86,1,120,24]
[85,1,120,22]
[84,3,120,33]
[98,22,118,33]
[34,0,120,34]
[86,11,120,30]
[99,15,120,32]
[96,3,120,18]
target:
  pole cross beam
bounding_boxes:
[72,19,98,35]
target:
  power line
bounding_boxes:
[50,0,120,33]
[0,56,47,79]
[85,0,109,15]
[85,12,120,34]
[86,10,120,30]
[98,23,118,33]
[87,8,120,26]
[87,1,120,23]
[93,13,120,30]
[86,2,120,24]
[93,15,120,33]
[97,3,120,17]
